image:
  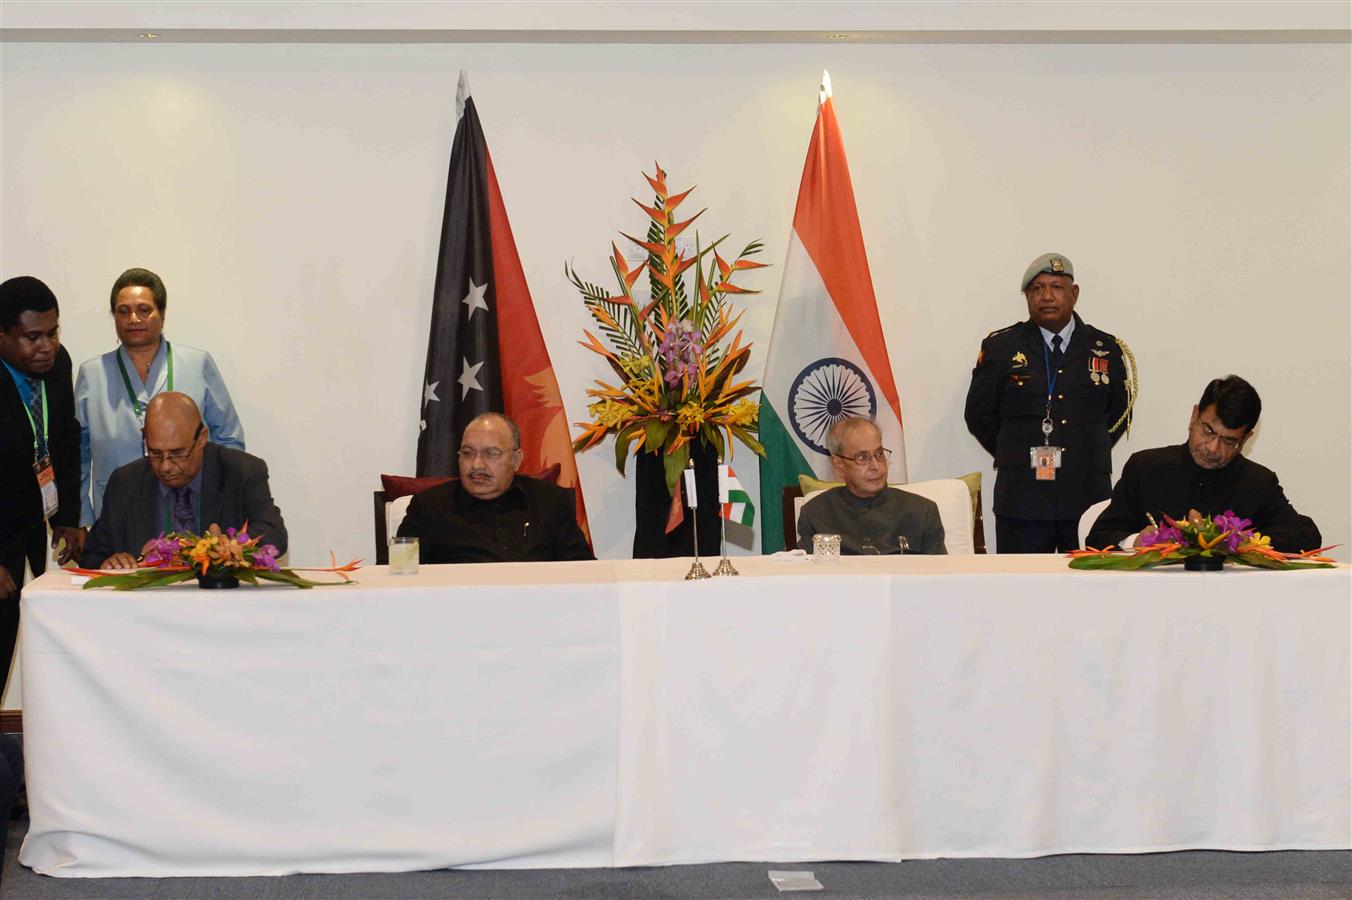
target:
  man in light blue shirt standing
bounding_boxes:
[75,267,246,526]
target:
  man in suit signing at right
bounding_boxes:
[82,392,287,569]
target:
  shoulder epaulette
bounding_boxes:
[984,322,1021,340]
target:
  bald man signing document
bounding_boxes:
[81,392,287,569]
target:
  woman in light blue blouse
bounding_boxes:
[75,268,245,526]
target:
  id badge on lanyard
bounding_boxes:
[35,455,59,520]
[21,379,59,518]
[1030,342,1063,482]
[1030,440,1063,481]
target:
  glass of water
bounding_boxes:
[388,536,420,575]
[812,533,841,564]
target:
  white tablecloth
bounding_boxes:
[19,556,1351,876]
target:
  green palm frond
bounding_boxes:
[569,263,645,358]
[595,298,645,358]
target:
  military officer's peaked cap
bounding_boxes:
[1020,253,1074,291]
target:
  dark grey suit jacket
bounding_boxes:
[81,443,287,568]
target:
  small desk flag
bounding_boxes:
[718,464,755,527]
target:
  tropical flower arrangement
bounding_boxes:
[568,163,768,493]
[1069,509,1337,571]
[79,523,360,590]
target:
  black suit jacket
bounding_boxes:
[0,345,80,563]
[964,314,1129,521]
[81,443,287,567]
[1086,443,1321,553]
[398,476,593,564]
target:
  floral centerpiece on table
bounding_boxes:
[1069,509,1336,571]
[568,163,768,493]
[80,524,360,590]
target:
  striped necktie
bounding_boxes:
[25,376,47,458]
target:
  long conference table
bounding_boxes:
[18,555,1351,878]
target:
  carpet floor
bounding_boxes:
[3,817,1348,899]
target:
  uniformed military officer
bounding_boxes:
[964,253,1135,553]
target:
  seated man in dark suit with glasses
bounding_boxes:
[81,392,287,569]
[1086,375,1320,553]
[397,412,593,564]
[797,416,946,555]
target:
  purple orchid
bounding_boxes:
[1138,524,1183,547]
[142,534,185,568]
[252,544,281,573]
[657,320,703,388]
[1213,510,1252,534]
[1212,510,1254,552]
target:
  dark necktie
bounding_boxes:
[172,486,195,533]
[1050,334,1064,371]
[25,376,47,458]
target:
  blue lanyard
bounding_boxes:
[1041,339,1060,402]
[1040,339,1061,444]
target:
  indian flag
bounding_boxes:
[718,464,755,527]
[758,71,908,552]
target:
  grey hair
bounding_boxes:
[464,412,521,450]
[825,416,879,456]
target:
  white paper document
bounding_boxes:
[768,870,823,891]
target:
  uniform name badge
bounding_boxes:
[34,455,59,520]
[1030,445,1062,481]
[1030,413,1061,481]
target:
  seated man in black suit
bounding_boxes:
[81,392,287,568]
[398,412,593,564]
[1086,375,1320,553]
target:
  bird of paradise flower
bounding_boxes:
[568,163,769,494]
[1068,509,1337,571]
[75,523,362,590]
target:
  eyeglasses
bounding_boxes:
[1195,421,1243,451]
[145,423,203,464]
[832,447,893,466]
[457,447,512,464]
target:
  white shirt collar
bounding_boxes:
[1038,317,1075,350]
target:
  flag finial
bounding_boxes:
[819,70,833,106]
[455,70,472,122]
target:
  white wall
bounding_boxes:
[2,39,1348,568]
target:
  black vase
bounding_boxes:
[632,441,722,559]
[1183,555,1224,571]
[197,571,241,590]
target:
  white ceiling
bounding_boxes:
[2,0,1349,43]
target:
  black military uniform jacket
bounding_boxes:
[964,313,1128,521]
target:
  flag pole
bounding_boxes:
[684,459,711,580]
[714,458,738,577]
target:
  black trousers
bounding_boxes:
[995,515,1080,554]
[0,732,21,888]
[0,520,48,698]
